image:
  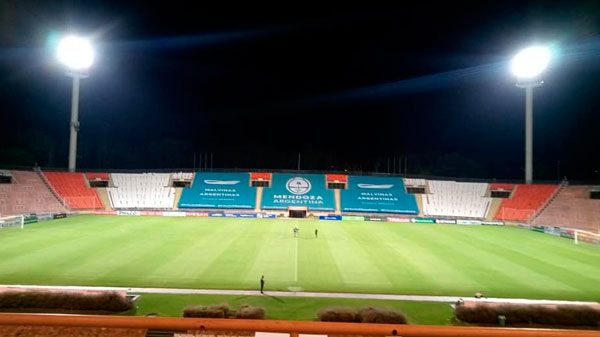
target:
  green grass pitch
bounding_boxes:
[132,293,455,324]
[0,215,599,301]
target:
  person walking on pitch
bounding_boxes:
[260,275,265,294]
[315,228,318,238]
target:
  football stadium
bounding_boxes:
[2,2,600,337]
[1,170,599,335]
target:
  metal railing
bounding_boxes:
[0,314,598,337]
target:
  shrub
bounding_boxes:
[317,307,358,322]
[183,303,230,318]
[357,306,407,324]
[183,305,223,318]
[455,303,600,327]
[235,304,266,319]
[210,303,231,317]
[183,303,267,319]
[0,290,133,312]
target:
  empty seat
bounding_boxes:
[404,178,427,186]
[326,174,347,182]
[533,185,600,232]
[43,172,104,209]
[490,183,515,190]
[172,172,194,180]
[108,173,175,209]
[422,180,491,218]
[85,172,110,180]
[250,172,272,181]
[0,171,66,216]
[494,184,557,221]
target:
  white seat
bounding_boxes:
[404,178,426,186]
[108,173,175,209]
[423,180,491,218]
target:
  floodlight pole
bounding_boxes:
[68,74,81,172]
[517,81,542,184]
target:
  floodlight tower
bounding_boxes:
[56,36,94,172]
[511,46,551,184]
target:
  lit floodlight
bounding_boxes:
[56,35,94,172]
[56,36,94,70]
[511,46,551,79]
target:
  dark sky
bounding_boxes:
[1,1,600,181]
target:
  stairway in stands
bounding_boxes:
[34,167,69,210]
[529,179,568,224]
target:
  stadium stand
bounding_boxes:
[108,173,175,209]
[533,185,600,232]
[262,174,335,211]
[404,178,427,187]
[250,172,272,181]
[326,174,348,182]
[172,172,194,180]
[43,172,103,209]
[0,171,66,216]
[0,170,11,175]
[179,172,256,209]
[422,180,491,218]
[494,184,558,221]
[85,172,110,180]
[341,176,418,214]
[490,183,515,190]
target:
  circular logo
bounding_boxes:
[286,177,312,195]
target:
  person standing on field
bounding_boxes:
[260,275,265,294]
[315,228,318,238]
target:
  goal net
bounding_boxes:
[0,215,24,230]
[496,207,536,221]
[63,196,103,210]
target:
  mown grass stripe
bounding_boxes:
[0,215,598,301]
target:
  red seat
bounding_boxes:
[490,183,515,190]
[326,174,348,182]
[43,172,104,210]
[85,172,109,180]
[250,172,272,180]
[494,184,557,221]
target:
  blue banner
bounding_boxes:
[208,212,275,219]
[319,215,342,220]
[341,176,419,214]
[179,172,256,209]
[261,174,335,211]
[209,212,225,217]
[411,218,436,223]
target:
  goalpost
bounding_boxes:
[64,196,101,210]
[0,215,25,230]
[574,229,600,245]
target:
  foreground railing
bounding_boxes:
[0,314,599,337]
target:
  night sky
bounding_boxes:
[1,1,600,181]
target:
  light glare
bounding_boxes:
[57,36,94,70]
[511,46,551,79]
